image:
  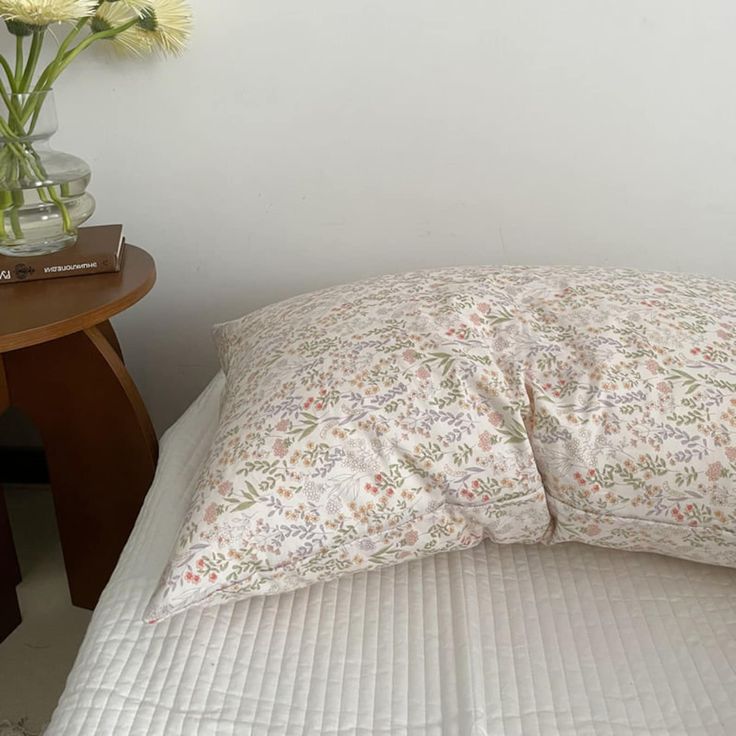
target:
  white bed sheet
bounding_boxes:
[48,374,736,735]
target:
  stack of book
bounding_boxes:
[0,224,125,285]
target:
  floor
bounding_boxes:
[0,486,92,734]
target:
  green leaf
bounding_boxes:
[232,499,256,512]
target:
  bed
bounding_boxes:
[47,371,736,736]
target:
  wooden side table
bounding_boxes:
[0,245,157,641]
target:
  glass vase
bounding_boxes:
[0,89,95,257]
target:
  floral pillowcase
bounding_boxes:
[518,270,736,564]
[145,266,736,622]
[144,268,553,622]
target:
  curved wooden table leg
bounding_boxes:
[0,357,22,640]
[0,485,22,641]
[97,320,124,362]
[3,324,158,609]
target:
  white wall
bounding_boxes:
[14,0,736,432]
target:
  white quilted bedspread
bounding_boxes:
[47,374,736,735]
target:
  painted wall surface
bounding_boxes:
[4,0,736,433]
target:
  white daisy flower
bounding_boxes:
[0,0,96,26]
[93,0,191,56]
[92,1,151,55]
[137,0,191,55]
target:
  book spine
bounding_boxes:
[0,255,120,284]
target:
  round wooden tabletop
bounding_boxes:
[0,244,155,352]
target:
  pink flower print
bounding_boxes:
[478,431,494,452]
[184,571,194,582]
[403,529,419,546]
[656,381,671,394]
[273,438,288,458]
[707,462,723,482]
[402,348,418,363]
[469,313,481,325]
[489,411,504,427]
[725,447,736,462]
[477,302,490,314]
[646,359,659,374]
[204,502,219,525]
[416,366,430,380]
[584,523,601,537]
[208,572,218,583]
[196,558,205,570]
[217,480,233,497]
[275,418,289,432]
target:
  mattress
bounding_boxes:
[48,374,736,736]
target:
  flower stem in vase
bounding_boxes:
[0,0,193,255]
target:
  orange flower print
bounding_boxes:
[403,530,419,545]
[707,462,724,482]
[204,503,219,525]
[478,431,494,452]
[489,411,504,428]
[217,481,233,497]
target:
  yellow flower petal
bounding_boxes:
[0,0,96,25]
[137,0,192,55]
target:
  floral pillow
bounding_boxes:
[144,268,553,622]
[145,266,736,622]
[518,268,736,565]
